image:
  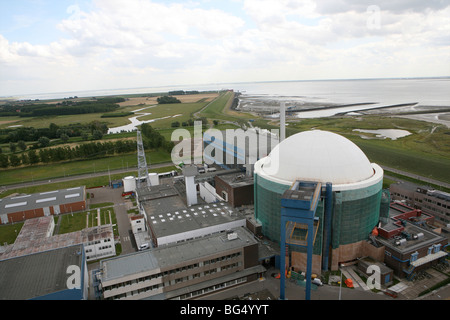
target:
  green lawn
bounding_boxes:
[58,203,117,235]
[57,211,87,234]
[0,222,24,245]
[0,149,172,186]
[197,90,253,123]
[288,115,450,184]
[0,165,177,198]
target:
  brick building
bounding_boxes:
[214,172,254,207]
[0,186,86,224]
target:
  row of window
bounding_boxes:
[174,277,247,300]
[86,238,112,246]
[411,244,442,262]
[392,192,449,210]
[86,244,113,253]
[103,251,243,293]
[104,262,242,299]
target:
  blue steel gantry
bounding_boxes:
[280,180,332,300]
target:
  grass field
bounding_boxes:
[0,222,24,245]
[0,164,177,199]
[197,90,253,124]
[57,206,117,235]
[0,149,172,186]
[0,92,219,130]
[286,115,450,184]
[1,89,449,188]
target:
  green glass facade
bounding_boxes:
[254,173,382,251]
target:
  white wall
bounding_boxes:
[199,182,223,203]
[157,219,246,246]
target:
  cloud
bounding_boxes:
[314,0,450,14]
[0,0,449,96]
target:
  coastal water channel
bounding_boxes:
[107,105,182,134]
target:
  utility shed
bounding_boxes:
[0,244,87,300]
[215,172,254,207]
[358,256,394,287]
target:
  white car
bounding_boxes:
[312,278,323,286]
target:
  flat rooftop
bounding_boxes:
[0,186,85,215]
[0,244,84,299]
[376,220,445,253]
[137,183,189,216]
[380,204,433,233]
[147,202,245,239]
[216,172,254,188]
[0,216,113,261]
[100,227,257,284]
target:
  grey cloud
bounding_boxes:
[314,0,450,14]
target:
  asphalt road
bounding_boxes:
[381,165,450,189]
[1,161,175,192]
[3,162,449,192]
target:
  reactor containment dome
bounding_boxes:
[255,130,382,191]
[253,130,384,271]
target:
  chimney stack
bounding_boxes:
[280,102,286,142]
[183,165,198,206]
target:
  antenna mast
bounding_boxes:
[137,130,150,188]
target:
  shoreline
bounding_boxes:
[236,95,450,127]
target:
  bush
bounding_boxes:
[157,96,181,104]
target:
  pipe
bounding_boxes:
[322,182,333,271]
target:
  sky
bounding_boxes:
[0,0,449,97]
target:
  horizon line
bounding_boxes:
[2,75,449,101]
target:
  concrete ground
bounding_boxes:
[198,266,390,301]
[88,186,137,255]
[397,268,450,300]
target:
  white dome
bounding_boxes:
[255,130,377,186]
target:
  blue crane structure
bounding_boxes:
[279,180,333,300]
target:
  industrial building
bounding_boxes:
[375,202,448,279]
[214,172,254,207]
[0,216,115,262]
[0,244,87,300]
[132,173,246,248]
[97,227,264,300]
[203,127,279,171]
[93,145,269,299]
[390,181,450,226]
[253,130,385,273]
[0,186,87,224]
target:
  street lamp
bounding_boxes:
[339,263,345,300]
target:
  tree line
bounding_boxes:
[0,123,176,169]
[0,121,108,144]
[0,139,137,168]
[0,97,124,117]
[140,123,174,153]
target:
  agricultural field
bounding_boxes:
[1,88,449,189]
[0,91,222,185]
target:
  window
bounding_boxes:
[411,252,418,262]
[434,244,442,253]
[222,191,228,201]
